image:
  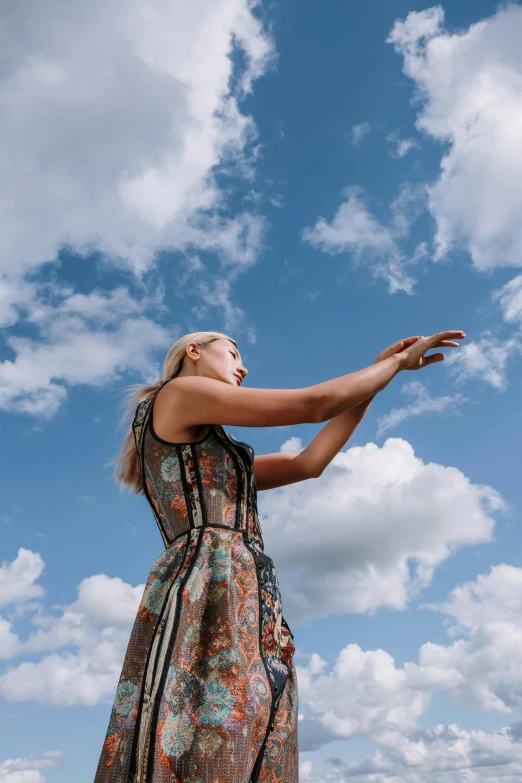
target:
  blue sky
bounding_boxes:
[1,1,522,781]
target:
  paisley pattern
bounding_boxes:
[93,381,298,783]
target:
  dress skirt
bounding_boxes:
[93,526,298,782]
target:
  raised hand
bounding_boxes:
[393,330,466,371]
[373,336,422,365]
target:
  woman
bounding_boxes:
[94,327,465,783]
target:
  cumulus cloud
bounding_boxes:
[300,724,522,782]
[0,549,44,609]
[0,617,21,661]
[0,431,508,706]
[261,436,506,622]
[0,0,275,416]
[0,0,274,276]
[0,751,63,783]
[3,544,522,783]
[387,4,522,271]
[0,556,144,706]
[301,184,428,294]
[297,646,431,745]
[296,564,522,779]
[418,564,522,713]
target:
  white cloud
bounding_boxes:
[0,751,63,783]
[0,549,44,609]
[376,379,469,436]
[0,0,274,417]
[387,4,522,271]
[0,0,274,277]
[0,617,21,661]
[297,646,430,745]
[351,122,372,146]
[0,277,39,330]
[295,564,522,780]
[0,300,175,416]
[0,553,144,706]
[301,184,428,294]
[3,548,522,783]
[386,129,420,159]
[314,724,522,782]
[0,436,508,705]
[1,650,127,707]
[303,187,396,255]
[442,330,522,392]
[261,436,505,622]
[279,434,304,453]
[492,274,522,327]
[419,564,522,713]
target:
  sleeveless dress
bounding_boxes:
[93,381,298,783]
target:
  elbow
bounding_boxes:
[295,455,322,480]
[311,393,327,424]
[307,463,323,479]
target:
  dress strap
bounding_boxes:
[131,381,168,455]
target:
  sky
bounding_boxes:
[1,0,522,780]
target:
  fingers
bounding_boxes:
[423,352,445,365]
[382,338,411,357]
[392,336,421,351]
[431,330,466,342]
[390,336,421,355]
[432,340,460,347]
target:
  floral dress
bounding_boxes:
[93,380,298,783]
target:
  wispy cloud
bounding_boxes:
[387,128,420,158]
[302,183,428,294]
[376,379,469,436]
[351,121,372,146]
[443,330,522,392]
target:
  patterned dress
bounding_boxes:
[93,381,298,783]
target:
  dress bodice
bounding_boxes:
[132,386,265,554]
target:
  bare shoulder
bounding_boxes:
[150,379,211,444]
[154,375,320,430]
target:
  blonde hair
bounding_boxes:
[107,331,238,494]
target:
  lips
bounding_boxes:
[234,374,242,385]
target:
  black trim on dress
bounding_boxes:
[145,527,205,781]
[126,532,192,783]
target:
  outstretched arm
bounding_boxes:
[254,394,375,491]
[254,335,430,490]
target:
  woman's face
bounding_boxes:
[186,338,248,386]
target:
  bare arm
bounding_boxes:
[312,356,400,422]
[162,355,401,430]
[253,395,377,489]
[296,394,376,478]
[253,330,467,486]
[253,452,311,491]
[306,330,465,424]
